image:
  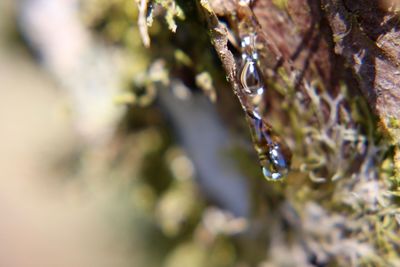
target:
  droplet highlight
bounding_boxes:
[240,59,264,96]
[246,112,292,181]
[235,17,292,181]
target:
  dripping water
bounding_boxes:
[240,59,264,96]
[238,32,292,181]
[246,111,291,181]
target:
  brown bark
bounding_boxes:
[203,0,400,143]
[321,0,400,141]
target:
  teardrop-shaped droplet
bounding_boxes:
[246,112,292,181]
[261,144,290,180]
[240,59,264,96]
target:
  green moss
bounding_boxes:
[155,0,186,32]
[388,117,400,129]
[272,0,288,10]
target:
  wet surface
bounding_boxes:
[235,2,292,181]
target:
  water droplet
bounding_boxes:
[236,30,291,181]
[240,59,264,95]
[246,112,292,181]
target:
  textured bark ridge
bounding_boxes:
[321,0,400,141]
[211,0,399,139]
[201,0,400,177]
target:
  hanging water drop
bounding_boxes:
[261,144,290,180]
[246,112,291,181]
[233,6,292,181]
[240,59,264,96]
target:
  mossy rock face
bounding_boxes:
[79,0,400,266]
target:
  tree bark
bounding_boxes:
[201,0,400,177]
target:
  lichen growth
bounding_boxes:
[268,62,398,266]
[155,0,186,32]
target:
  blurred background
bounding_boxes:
[0,1,254,266]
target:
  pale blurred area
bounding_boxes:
[0,0,153,266]
[0,0,136,266]
[0,1,248,266]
